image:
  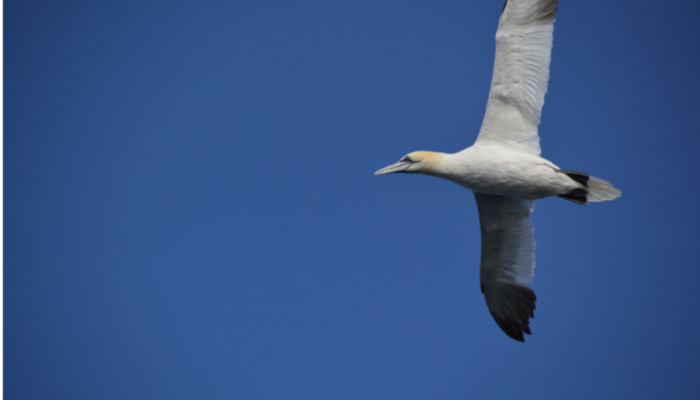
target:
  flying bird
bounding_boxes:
[375,0,621,342]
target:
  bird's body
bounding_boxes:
[425,146,576,200]
[375,0,621,342]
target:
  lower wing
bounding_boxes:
[474,192,537,342]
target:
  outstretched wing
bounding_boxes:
[475,0,559,156]
[474,192,537,342]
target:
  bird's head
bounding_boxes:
[374,151,445,176]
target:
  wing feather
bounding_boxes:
[475,0,559,156]
[474,192,537,342]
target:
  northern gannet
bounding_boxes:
[375,0,621,342]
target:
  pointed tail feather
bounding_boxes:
[586,176,621,202]
[559,170,621,204]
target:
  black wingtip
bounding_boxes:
[485,283,537,342]
[537,0,559,24]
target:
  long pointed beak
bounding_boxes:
[374,161,411,175]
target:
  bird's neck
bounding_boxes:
[415,151,449,177]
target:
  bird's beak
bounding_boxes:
[374,161,412,175]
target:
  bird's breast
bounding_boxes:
[436,147,574,199]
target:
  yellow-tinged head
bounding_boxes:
[374,151,445,176]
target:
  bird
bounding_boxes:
[374,0,621,342]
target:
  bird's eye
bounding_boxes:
[401,156,413,163]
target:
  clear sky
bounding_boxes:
[6,1,700,399]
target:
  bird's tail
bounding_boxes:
[586,176,622,202]
[559,170,621,205]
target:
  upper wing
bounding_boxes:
[474,0,559,156]
[474,192,537,342]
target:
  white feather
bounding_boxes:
[475,193,536,286]
[586,176,622,202]
[476,0,558,156]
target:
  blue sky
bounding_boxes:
[6,1,700,398]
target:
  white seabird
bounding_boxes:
[375,0,621,342]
